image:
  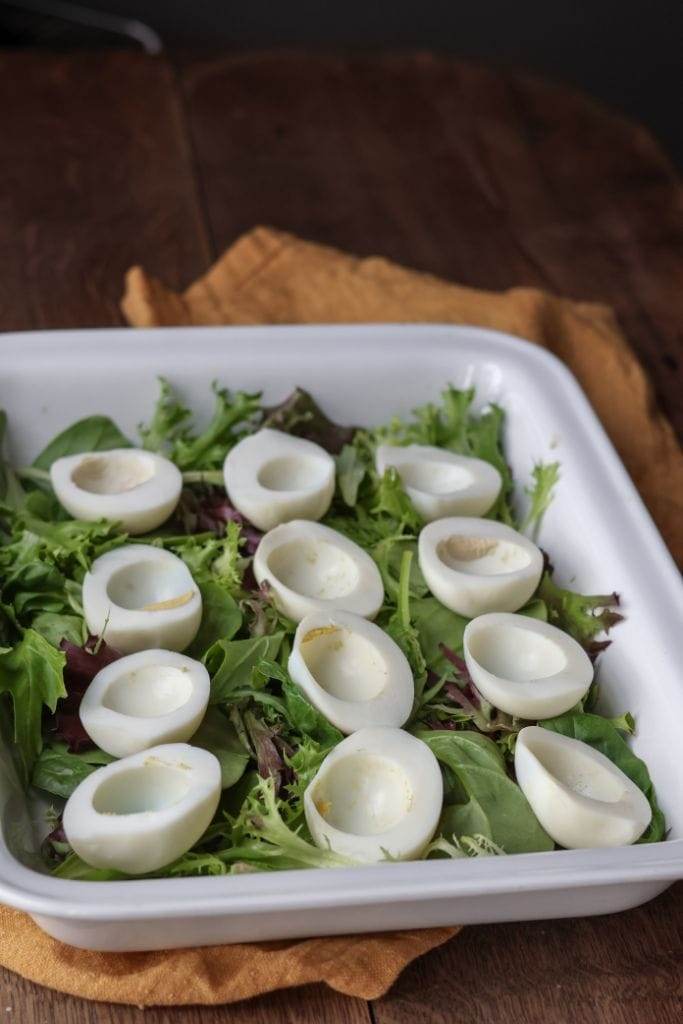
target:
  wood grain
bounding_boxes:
[0,48,681,1024]
[179,52,683,437]
[373,883,683,1024]
[0,52,211,331]
[0,968,371,1023]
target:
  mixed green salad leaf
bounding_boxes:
[0,379,665,880]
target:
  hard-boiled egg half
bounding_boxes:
[304,727,442,863]
[463,613,593,720]
[253,520,384,623]
[50,448,182,535]
[515,726,652,849]
[79,649,211,758]
[82,544,202,654]
[63,743,221,874]
[288,610,414,733]
[418,517,543,617]
[376,444,501,522]
[224,428,335,531]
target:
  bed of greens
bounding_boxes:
[0,382,665,880]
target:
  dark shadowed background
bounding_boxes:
[1,0,681,164]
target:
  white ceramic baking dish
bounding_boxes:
[0,324,681,952]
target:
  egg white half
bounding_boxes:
[82,544,202,654]
[288,610,414,733]
[418,517,543,617]
[63,743,221,874]
[515,726,651,848]
[79,649,211,757]
[224,428,335,531]
[464,612,593,719]
[50,448,182,534]
[376,443,501,522]
[304,727,443,862]
[253,520,384,623]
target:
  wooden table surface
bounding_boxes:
[0,50,681,1023]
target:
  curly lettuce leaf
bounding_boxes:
[231,776,354,869]
[171,384,262,471]
[521,462,560,537]
[0,629,67,785]
[138,377,193,453]
[538,573,623,652]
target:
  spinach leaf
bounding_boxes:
[31,743,114,799]
[412,597,468,673]
[187,581,242,659]
[192,707,250,788]
[542,711,665,843]
[205,633,284,704]
[33,416,131,470]
[0,411,25,509]
[417,730,554,854]
[0,630,67,785]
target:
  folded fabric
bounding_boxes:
[122,226,682,564]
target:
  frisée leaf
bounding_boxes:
[0,629,66,785]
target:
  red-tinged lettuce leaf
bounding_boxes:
[244,709,293,794]
[262,388,355,454]
[173,488,262,556]
[51,636,122,752]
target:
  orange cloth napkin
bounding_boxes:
[122,226,682,563]
[1,227,680,1008]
